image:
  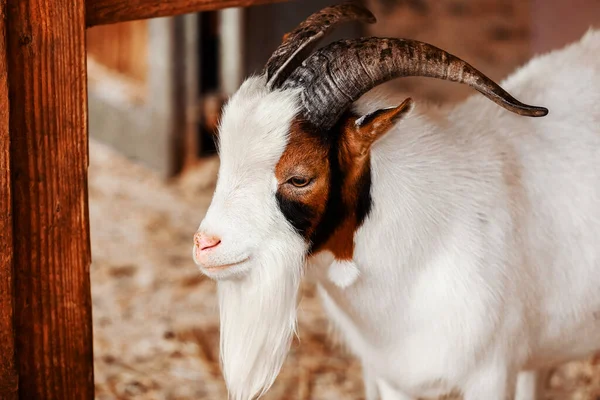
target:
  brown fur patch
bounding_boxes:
[317,214,360,260]
[349,99,412,155]
[317,101,413,260]
[276,101,410,263]
[317,117,376,260]
[275,115,370,261]
[275,119,330,240]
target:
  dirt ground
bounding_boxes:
[89,139,600,400]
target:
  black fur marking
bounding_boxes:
[355,163,373,227]
[276,115,374,252]
[276,192,316,237]
[308,130,347,253]
[356,108,390,127]
[314,115,374,251]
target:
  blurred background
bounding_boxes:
[86,1,600,399]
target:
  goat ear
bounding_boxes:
[346,98,414,157]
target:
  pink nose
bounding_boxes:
[194,232,221,251]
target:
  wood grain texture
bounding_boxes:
[0,1,18,398]
[86,0,289,27]
[6,0,94,398]
[87,20,149,83]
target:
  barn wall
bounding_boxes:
[531,0,600,54]
[365,0,600,106]
[364,0,532,105]
[87,21,149,87]
[243,0,363,76]
[86,18,197,177]
[83,1,600,176]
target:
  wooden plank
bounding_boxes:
[0,1,17,398]
[86,0,288,27]
[6,0,94,398]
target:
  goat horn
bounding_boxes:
[265,2,376,90]
[283,38,549,130]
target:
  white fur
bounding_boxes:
[196,30,600,400]
[314,29,600,399]
[194,76,308,400]
[328,259,361,288]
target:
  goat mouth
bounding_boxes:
[200,257,251,273]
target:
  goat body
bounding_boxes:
[308,29,600,399]
[193,9,600,398]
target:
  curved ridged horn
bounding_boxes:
[283,38,549,130]
[265,2,376,90]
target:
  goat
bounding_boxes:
[192,2,600,400]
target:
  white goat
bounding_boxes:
[192,2,600,400]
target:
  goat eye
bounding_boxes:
[288,176,311,188]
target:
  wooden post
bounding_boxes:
[6,0,94,398]
[0,1,18,398]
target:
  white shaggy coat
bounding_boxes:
[196,29,600,400]
[311,29,600,399]
[197,81,307,400]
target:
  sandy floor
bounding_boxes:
[89,139,600,400]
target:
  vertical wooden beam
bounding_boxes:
[6,0,94,398]
[171,14,199,172]
[0,1,18,398]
